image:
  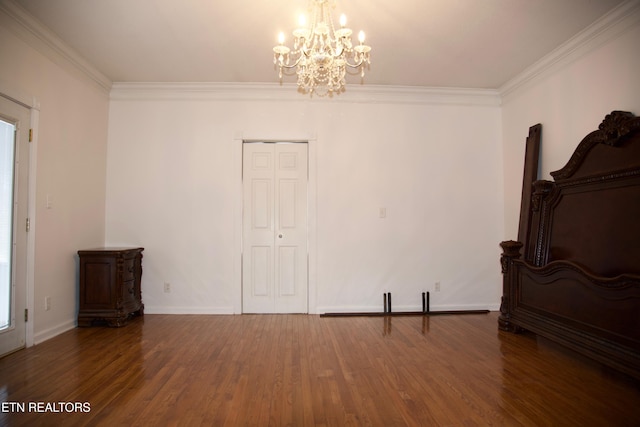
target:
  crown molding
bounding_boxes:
[110,82,501,107]
[499,0,640,100]
[6,0,633,105]
[0,0,112,93]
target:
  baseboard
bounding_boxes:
[143,306,235,315]
[112,304,500,316]
[33,319,76,345]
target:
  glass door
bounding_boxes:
[0,95,30,357]
[0,118,15,332]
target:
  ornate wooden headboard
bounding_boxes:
[499,111,640,379]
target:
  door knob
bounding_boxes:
[278,234,283,238]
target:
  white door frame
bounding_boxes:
[232,131,317,314]
[0,83,39,349]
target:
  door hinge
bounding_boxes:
[29,128,33,142]
[25,309,28,322]
[26,217,30,232]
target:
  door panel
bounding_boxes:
[278,180,297,228]
[252,180,271,229]
[243,143,308,313]
[278,246,297,296]
[243,145,274,312]
[251,246,271,297]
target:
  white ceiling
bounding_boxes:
[12,0,625,89]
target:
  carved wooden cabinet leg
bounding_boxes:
[77,317,93,328]
[106,316,129,328]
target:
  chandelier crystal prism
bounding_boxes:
[273,0,371,96]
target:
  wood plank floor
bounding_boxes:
[1,312,639,426]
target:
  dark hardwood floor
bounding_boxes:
[1,312,639,426]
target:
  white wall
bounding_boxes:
[501,5,640,239]
[0,5,110,342]
[106,90,503,314]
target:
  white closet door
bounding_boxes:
[242,143,308,313]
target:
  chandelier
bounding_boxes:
[273,0,372,96]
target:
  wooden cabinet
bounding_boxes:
[77,247,144,327]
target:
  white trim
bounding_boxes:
[500,0,640,100]
[110,82,501,107]
[0,88,38,349]
[0,0,112,93]
[33,318,75,345]
[234,133,318,314]
[307,135,318,314]
[144,306,235,315]
[0,79,40,110]
[232,134,243,314]
[25,107,38,348]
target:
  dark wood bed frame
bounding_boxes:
[499,110,640,379]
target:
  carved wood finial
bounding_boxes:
[500,240,523,273]
[531,180,553,212]
[551,111,640,180]
[599,111,638,146]
[500,240,523,257]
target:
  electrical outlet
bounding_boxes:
[44,296,51,311]
[435,281,441,292]
[164,282,171,293]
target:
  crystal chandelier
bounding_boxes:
[273,0,372,96]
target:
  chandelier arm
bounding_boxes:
[277,56,305,69]
[343,58,366,68]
